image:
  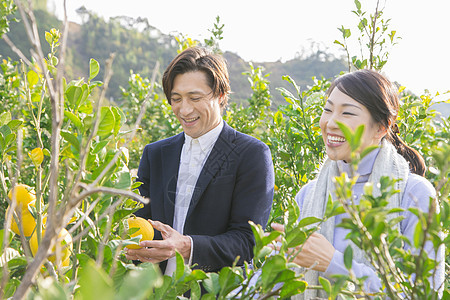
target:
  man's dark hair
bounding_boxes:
[162,47,231,108]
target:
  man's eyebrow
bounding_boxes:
[170,90,209,96]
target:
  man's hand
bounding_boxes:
[270,223,335,272]
[125,220,191,263]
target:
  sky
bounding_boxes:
[48,0,450,96]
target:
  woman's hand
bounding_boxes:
[271,223,335,272]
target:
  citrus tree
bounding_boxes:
[0,2,162,299]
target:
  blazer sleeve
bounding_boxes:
[134,144,152,219]
[190,140,275,272]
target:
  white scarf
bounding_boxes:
[293,140,410,299]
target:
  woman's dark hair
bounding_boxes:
[162,47,230,108]
[327,69,426,176]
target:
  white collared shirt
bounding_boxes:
[165,120,224,275]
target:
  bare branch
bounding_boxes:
[70,196,127,245]
[73,185,149,206]
[1,34,32,66]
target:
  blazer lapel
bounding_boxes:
[186,123,237,219]
[161,133,184,226]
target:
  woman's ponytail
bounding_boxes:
[387,127,426,176]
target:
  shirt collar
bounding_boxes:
[337,145,381,176]
[184,120,224,152]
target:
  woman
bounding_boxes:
[273,69,444,299]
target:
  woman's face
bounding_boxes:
[320,87,385,162]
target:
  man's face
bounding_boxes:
[170,71,222,138]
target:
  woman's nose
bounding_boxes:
[326,114,339,128]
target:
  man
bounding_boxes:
[125,47,274,274]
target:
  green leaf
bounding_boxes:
[360,145,379,159]
[0,135,6,151]
[153,276,172,299]
[174,251,185,281]
[273,110,284,126]
[337,122,353,144]
[27,70,39,87]
[218,267,241,296]
[3,278,21,298]
[184,269,207,282]
[353,124,365,146]
[286,230,307,248]
[203,273,220,295]
[97,107,116,138]
[319,276,332,294]
[7,257,28,272]
[4,133,15,148]
[0,247,20,267]
[250,221,265,250]
[34,277,70,300]
[65,85,83,109]
[7,119,22,131]
[60,130,80,151]
[286,199,300,227]
[189,280,201,300]
[45,31,52,45]
[339,26,351,39]
[261,255,287,288]
[92,140,109,154]
[89,59,100,81]
[279,279,307,298]
[344,246,353,269]
[78,259,114,300]
[261,230,282,246]
[297,216,321,228]
[111,106,126,136]
[115,172,132,190]
[413,221,423,248]
[116,263,162,300]
[272,268,296,284]
[334,40,344,47]
[0,124,12,137]
[64,111,83,131]
[200,294,216,300]
[324,194,334,217]
[0,112,12,126]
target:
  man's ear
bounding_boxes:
[218,94,226,107]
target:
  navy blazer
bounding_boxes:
[135,122,274,272]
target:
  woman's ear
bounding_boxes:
[376,124,388,139]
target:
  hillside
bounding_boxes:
[0,9,347,105]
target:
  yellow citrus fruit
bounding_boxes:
[6,201,37,237]
[125,216,154,249]
[39,255,71,274]
[30,228,73,264]
[8,184,36,209]
[61,256,70,267]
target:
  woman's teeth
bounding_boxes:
[328,135,346,144]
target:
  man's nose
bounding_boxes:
[179,100,193,115]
